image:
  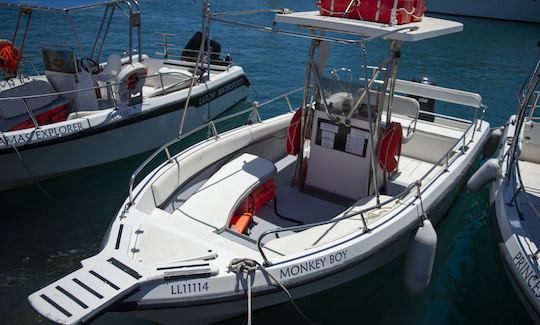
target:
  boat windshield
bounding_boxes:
[317,76,375,120]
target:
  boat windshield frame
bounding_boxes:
[1,0,142,80]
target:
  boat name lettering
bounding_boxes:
[0,122,86,146]
[197,78,245,107]
[279,250,348,279]
[110,107,139,120]
[170,281,209,295]
[513,251,540,298]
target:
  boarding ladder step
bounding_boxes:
[28,256,143,325]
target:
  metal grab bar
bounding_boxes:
[0,70,183,102]
[126,87,303,206]
[256,119,477,264]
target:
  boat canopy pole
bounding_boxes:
[177,0,210,136]
[293,38,318,186]
[360,42,380,204]
[13,8,31,78]
[126,0,133,64]
[66,12,83,58]
[383,40,403,129]
[90,6,116,62]
[133,0,142,62]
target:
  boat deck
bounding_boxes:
[517,160,540,244]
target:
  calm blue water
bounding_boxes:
[1,1,540,324]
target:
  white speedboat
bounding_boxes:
[428,0,540,23]
[29,6,490,325]
[0,0,250,191]
[468,51,540,322]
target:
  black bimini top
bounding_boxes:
[0,0,126,11]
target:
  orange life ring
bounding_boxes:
[0,40,20,71]
[286,109,302,155]
[378,122,403,173]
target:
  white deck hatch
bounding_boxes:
[274,11,463,42]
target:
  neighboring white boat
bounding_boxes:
[428,0,540,23]
[468,51,540,322]
[0,0,250,191]
[29,7,491,325]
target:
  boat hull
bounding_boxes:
[119,121,489,325]
[490,119,540,323]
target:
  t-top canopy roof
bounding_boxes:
[274,11,463,42]
[0,0,125,11]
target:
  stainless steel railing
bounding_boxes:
[256,109,478,264]
[0,69,199,130]
[126,87,303,206]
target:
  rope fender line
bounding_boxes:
[227,258,319,325]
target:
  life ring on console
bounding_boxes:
[115,63,147,105]
[286,109,302,155]
[378,122,403,173]
[0,40,20,72]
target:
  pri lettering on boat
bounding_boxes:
[110,106,140,121]
[0,122,87,146]
[279,250,348,279]
[513,251,540,298]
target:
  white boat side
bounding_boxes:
[469,53,540,323]
[0,0,250,190]
[28,8,492,325]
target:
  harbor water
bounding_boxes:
[1,0,540,324]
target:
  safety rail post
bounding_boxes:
[155,32,176,59]
[470,105,479,143]
[529,91,540,119]
[285,96,294,112]
[165,147,172,163]
[208,121,219,139]
[249,101,261,124]
[22,98,39,128]
[360,212,369,233]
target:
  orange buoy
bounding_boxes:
[286,109,302,155]
[0,40,20,72]
[378,122,403,173]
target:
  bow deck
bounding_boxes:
[28,256,143,325]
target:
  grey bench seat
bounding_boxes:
[178,153,277,230]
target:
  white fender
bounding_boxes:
[482,127,503,158]
[466,158,501,192]
[404,219,437,296]
[115,62,147,105]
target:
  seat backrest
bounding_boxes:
[520,120,540,163]
[103,53,122,77]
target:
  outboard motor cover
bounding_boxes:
[182,32,222,64]
[410,75,436,122]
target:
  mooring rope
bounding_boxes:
[227,258,318,325]
[0,131,55,200]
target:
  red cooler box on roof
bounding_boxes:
[317,0,417,25]
[411,0,426,22]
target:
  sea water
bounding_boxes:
[0,1,539,324]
